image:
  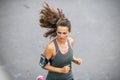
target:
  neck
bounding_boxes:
[56,38,67,45]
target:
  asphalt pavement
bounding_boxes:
[0,0,120,80]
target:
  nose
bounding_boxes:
[59,33,64,38]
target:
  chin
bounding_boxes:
[60,38,67,42]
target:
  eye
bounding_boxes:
[57,32,61,34]
[63,32,67,34]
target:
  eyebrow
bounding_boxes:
[57,32,67,34]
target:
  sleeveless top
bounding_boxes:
[46,39,73,80]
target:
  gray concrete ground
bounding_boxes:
[0,0,120,80]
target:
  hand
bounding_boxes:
[75,58,82,65]
[61,65,70,74]
[72,57,82,65]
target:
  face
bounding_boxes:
[56,26,70,42]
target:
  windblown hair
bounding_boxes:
[39,3,71,38]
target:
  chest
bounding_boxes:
[50,49,73,67]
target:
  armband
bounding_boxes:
[39,54,48,67]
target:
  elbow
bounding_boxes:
[41,64,48,70]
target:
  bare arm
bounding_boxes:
[72,56,82,65]
[44,64,70,74]
[42,42,70,74]
[69,38,82,65]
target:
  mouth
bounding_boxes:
[60,38,64,40]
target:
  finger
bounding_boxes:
[79,58,82,63]
[78,58,82,62]
[65,64,70,67]
[66,65,70,70]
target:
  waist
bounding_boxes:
[46,71,73,80]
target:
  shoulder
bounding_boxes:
[43,40,55,59]
[45,40,55,53]
[68,37,74,46]
[47,41,54,49]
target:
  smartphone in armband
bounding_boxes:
[39,54,48,67]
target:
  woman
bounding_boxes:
[39,3,82,80]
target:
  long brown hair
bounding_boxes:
[39,3,71,38]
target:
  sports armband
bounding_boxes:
[39,54,49,67]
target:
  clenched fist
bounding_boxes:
[61,65,70,74]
